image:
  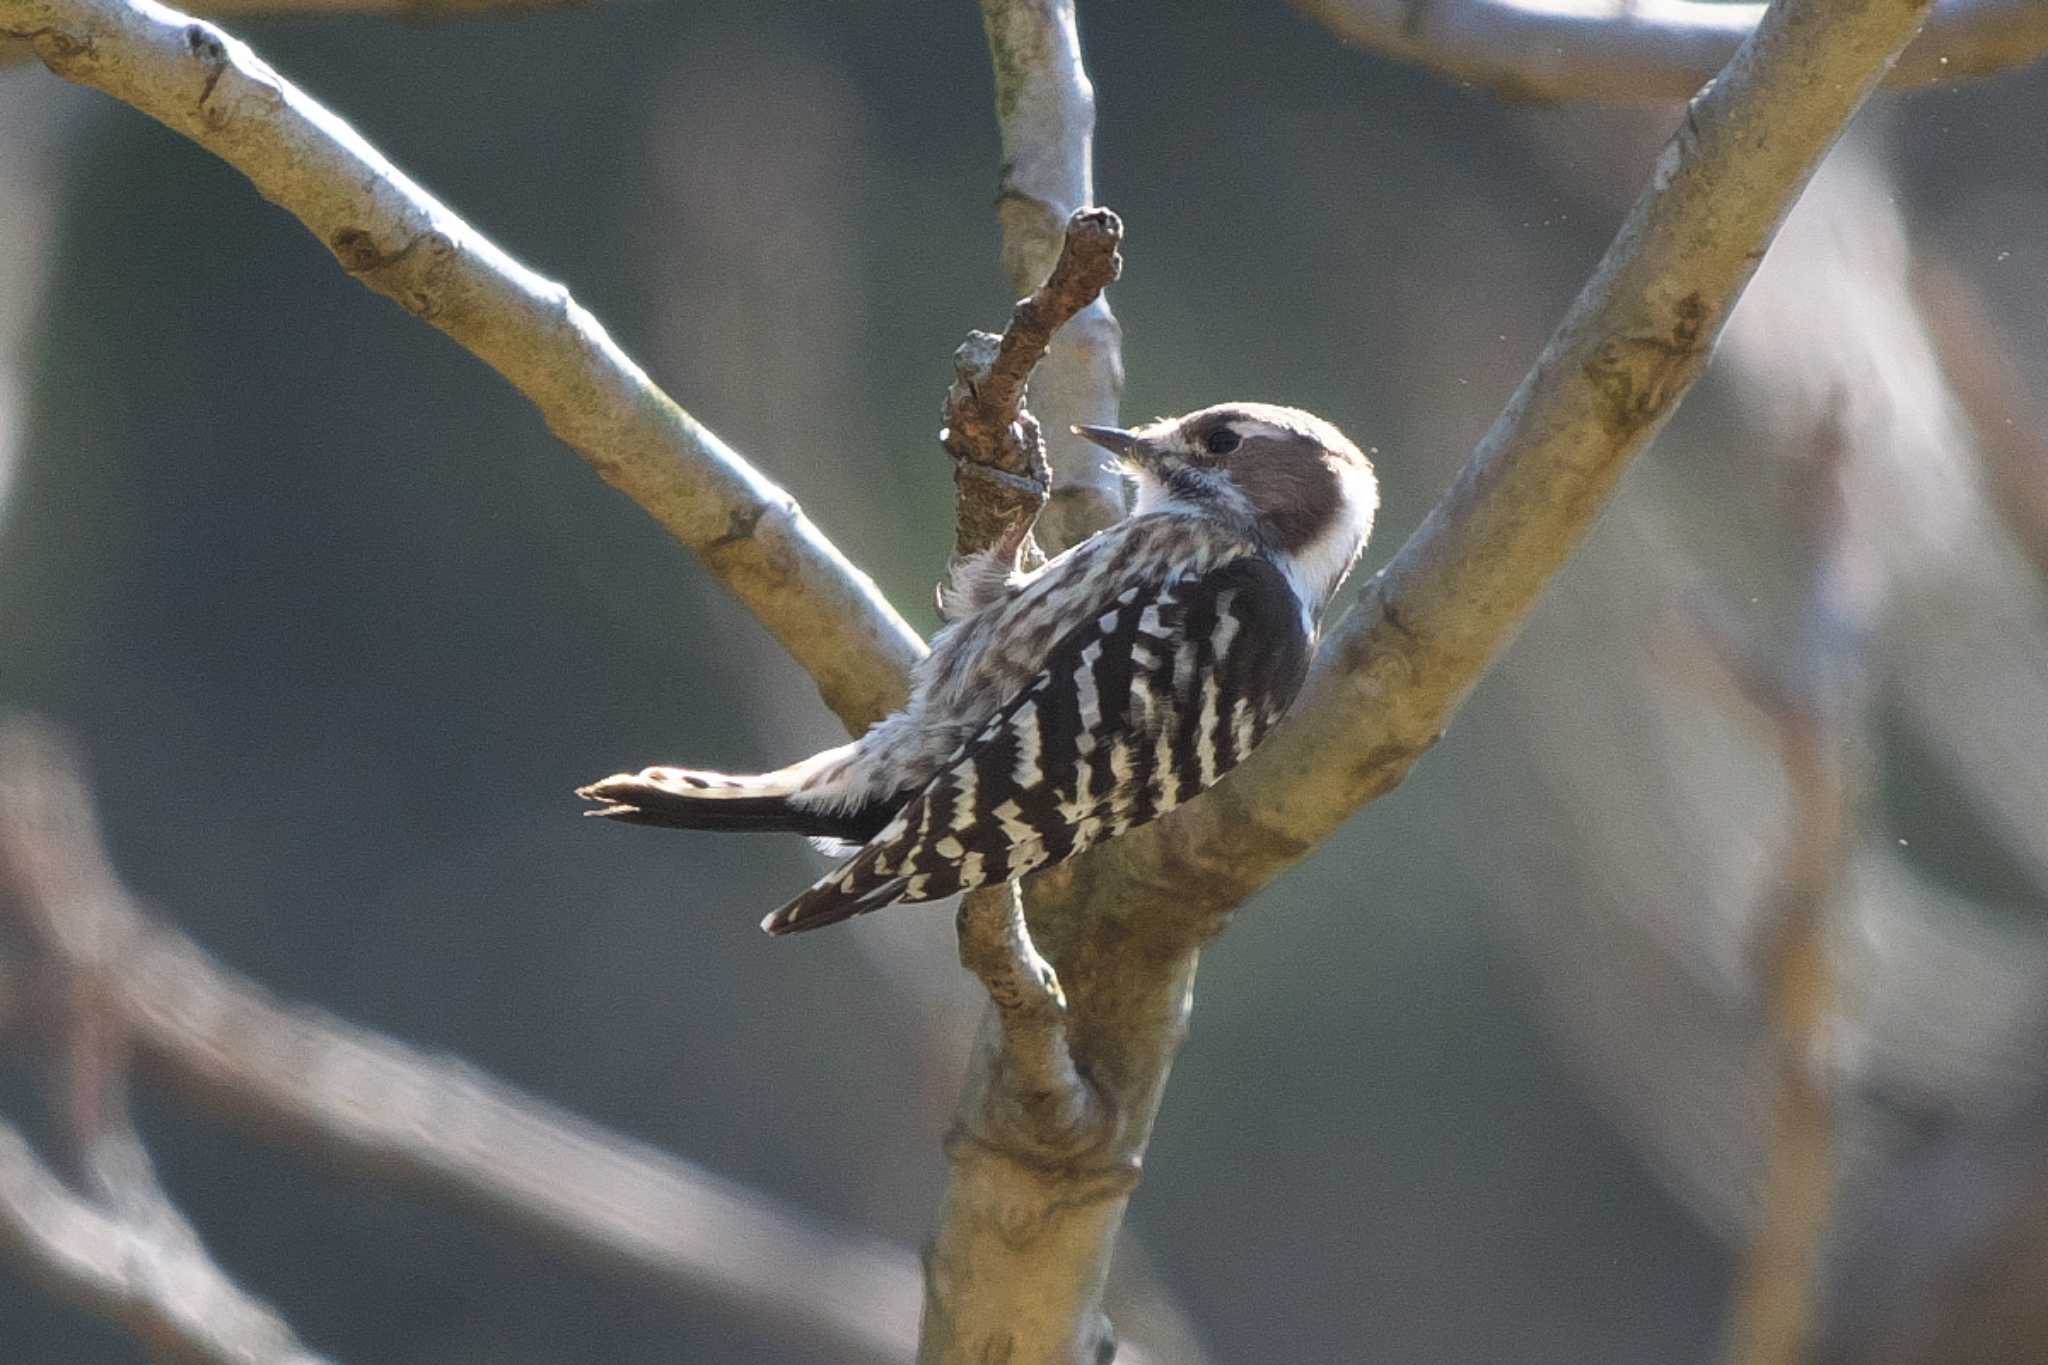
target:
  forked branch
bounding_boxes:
[929,0,1940,1356]
[1048,0,1941,934]
[940,204,1123,1200]
[0,1120,333,1365]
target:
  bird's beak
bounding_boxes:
[1072,424,1146,462]
[1071,423,1138,454]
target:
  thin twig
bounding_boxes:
[1705,421,1872,1365]
[1296,0,2048,104]
[0,0,924,734]
[1912,260,2048,583]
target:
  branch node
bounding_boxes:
[955,883,1111,1157]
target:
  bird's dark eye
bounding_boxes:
[1203,427,1242,456]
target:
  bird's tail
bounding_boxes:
[578,745,897,843]
[759,841,912,936]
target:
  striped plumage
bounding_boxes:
[581,403,1378,934]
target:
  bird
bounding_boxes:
[579,402,1378,935]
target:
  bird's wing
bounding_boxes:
[761,554,1311,934]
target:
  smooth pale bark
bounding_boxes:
[0,0,925,733]
[978,0,1126,551]
[927,0,1938,1359]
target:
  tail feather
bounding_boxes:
[760,801,939,935]
[577,760,902,843]
[580,744,924,935]
[760,850,910,936]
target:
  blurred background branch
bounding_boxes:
[1690,413,1874,1365]
[1913,260,2048,580]
[1499,121,2048,1365]
[1294,0,2048,102]
[0,720,936,1363]
[0,1118,332,1365]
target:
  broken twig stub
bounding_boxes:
[942,207,1123,563]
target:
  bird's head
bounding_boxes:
[1075,402,1379,611]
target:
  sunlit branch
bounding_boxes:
[1049,0,1938,937]
[0,0,924,733]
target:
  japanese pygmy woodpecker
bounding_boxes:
[580,403,1378,934]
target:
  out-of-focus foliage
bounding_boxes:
[0,4,2043,1361]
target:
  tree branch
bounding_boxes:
[0,0,1948,1356]
[928,0,1937,1357]
[0,1120,334,1365]
[0,0,924,734]
[1696,418,1869,1365]
[938,210,1122,1162]
[1059,0,1937,936]
[2,0,590,66]
[942,206,1122,564]
[1296,0,2046,103]
[978,0,1126,552]
[918,10,1149,1363]
[929,66,1138,1358]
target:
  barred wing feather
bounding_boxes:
[762,556,1310,934]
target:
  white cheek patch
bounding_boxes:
[1279,457,1380,632]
